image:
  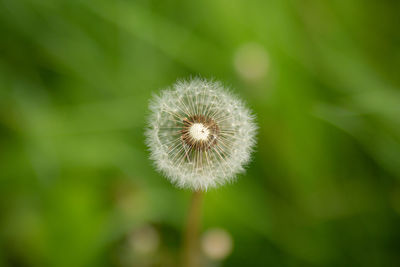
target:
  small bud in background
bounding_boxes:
[201,228,233,261]
[234,43,269,83]
[129,224,160,255]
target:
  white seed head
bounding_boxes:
[145,78,257,191]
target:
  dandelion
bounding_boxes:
[146,78,257,191]
[146,78,257,267]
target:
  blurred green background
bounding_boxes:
[1,0,400,266]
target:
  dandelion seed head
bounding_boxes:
[145,78,257,191]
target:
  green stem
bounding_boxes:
[182,190,203,267]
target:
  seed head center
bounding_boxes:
[189,123,210,141]
[181,115,219,151]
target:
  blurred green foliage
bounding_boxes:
[1,0,400,266]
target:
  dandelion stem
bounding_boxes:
[182,190,203,267]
